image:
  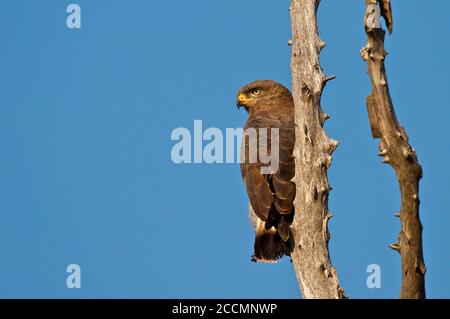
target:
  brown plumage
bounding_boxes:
[236,80,295,263]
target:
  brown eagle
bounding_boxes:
[236,80,295,263]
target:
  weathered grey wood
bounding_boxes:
[289,0,344,299]
[361,0,426,299]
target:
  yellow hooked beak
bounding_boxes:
[236,93,249,109]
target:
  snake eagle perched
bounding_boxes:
[236,80,295,263]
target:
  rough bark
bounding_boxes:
[289,0,344,299]
[361,0,426,299]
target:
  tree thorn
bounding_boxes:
[326,211,333,220]
[328,139,339,153]
[319,111,330,126]
[360,47,370,61]
[317,38,326,51]
[378,148,388,156]
[389,243,400,252]
[324,75,336,83]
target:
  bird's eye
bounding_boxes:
[252,89,260,95]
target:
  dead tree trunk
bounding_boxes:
[289,0,344,299]
[361,0,426,298]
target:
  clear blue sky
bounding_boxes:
[0,0,448,298]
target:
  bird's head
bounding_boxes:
[236,80,292,112]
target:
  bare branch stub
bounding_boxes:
[361,0,426,299]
